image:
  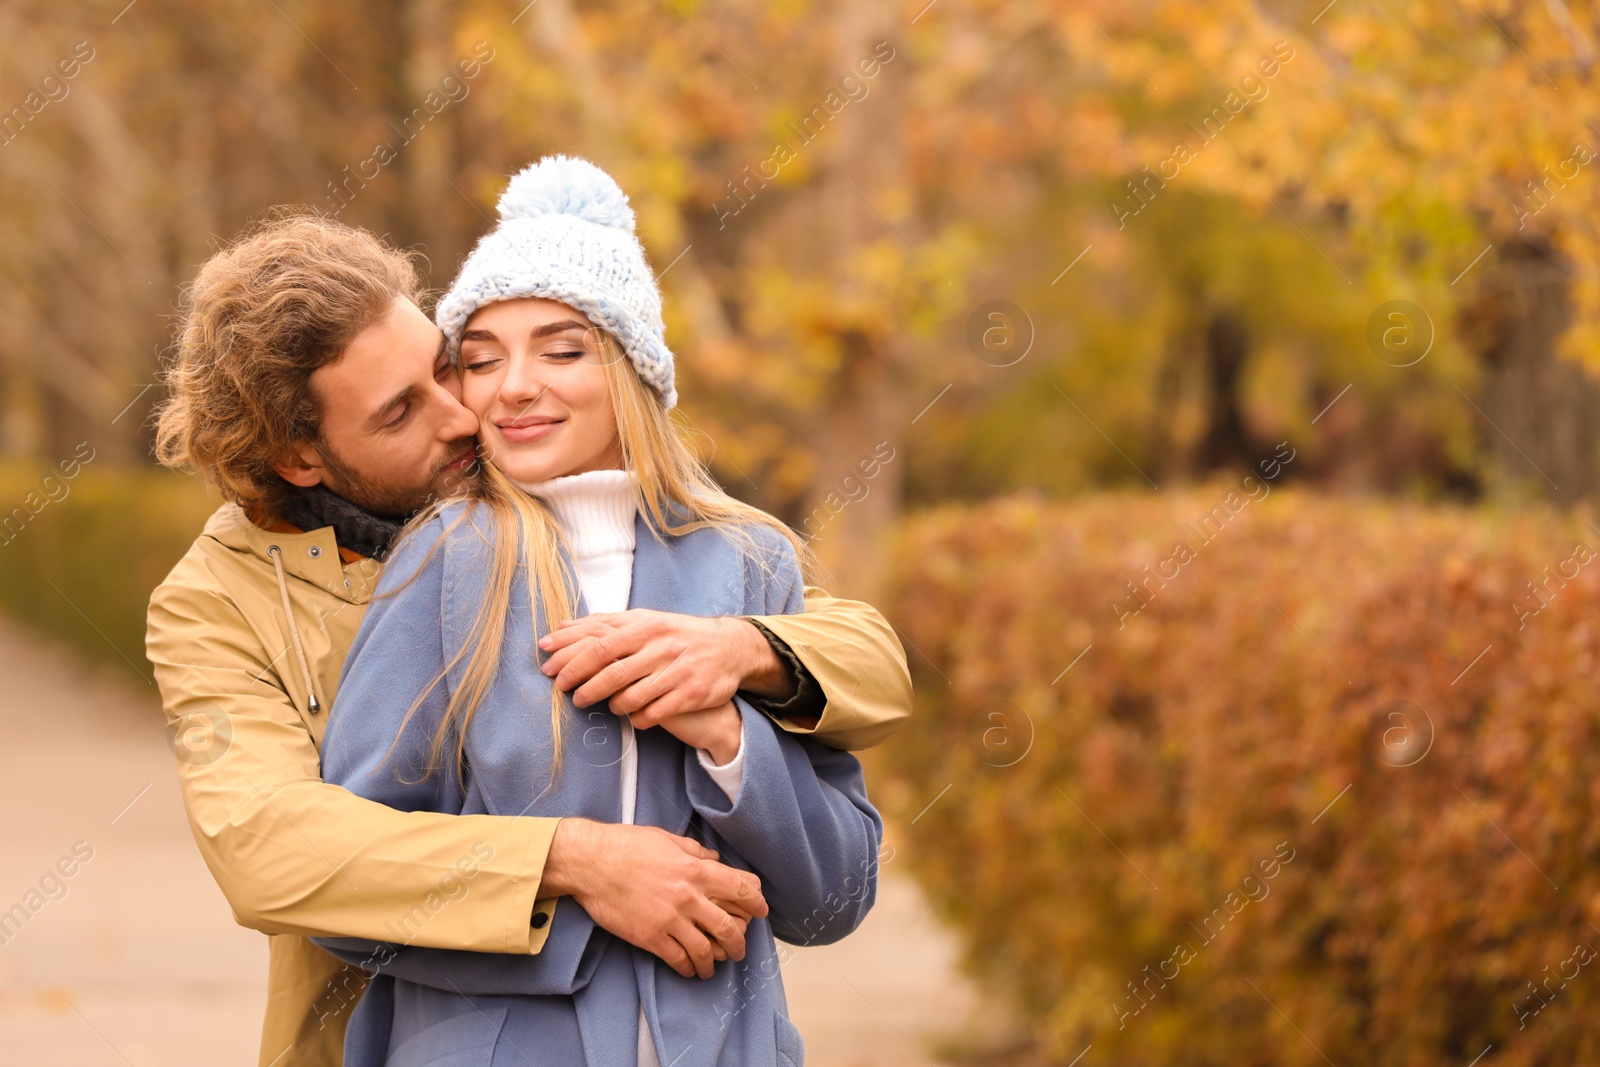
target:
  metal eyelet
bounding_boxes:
[308,545,323,559]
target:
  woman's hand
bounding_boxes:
[644,698,742,765]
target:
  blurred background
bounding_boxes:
[4,0,1600,1064]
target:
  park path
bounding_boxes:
[0,616,995,1065]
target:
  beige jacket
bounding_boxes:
[146,504,911,1067]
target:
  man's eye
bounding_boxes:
[384,404,411,429]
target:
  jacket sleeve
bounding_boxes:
[687,702,883,946]
[312,898,600,998]
[685,525,884,945]
[747,588,913,751]
[146,537,558,956]
[312,513,600,996]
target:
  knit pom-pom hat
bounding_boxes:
[435,156,677,408]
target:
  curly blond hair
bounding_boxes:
[153,210,424,512]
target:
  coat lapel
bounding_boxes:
[625,512,742,836]
[626,509,745,617]
[469,510,747,831]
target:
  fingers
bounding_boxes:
[689,897,749,963]
[557,614,611,629]
[668,919,718,980]
[548,634,642,701]
[709,896,760,923]
[538,615,646,685]
[625,687,695,729]
[622,656,728,726]
[650,934,698,979]
[537,632,602,680]
[545,631,625,690]
[573,652,664,711]
[655,903,745,976]
[702,863,769,919]
[539,615,620,654]
[578,826,758,981]
[622,673,710,727]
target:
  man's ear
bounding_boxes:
[272,442,327,489]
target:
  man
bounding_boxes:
[146,210,911,1067]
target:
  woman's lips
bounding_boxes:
[497,418,562,443]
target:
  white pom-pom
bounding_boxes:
[496,155,636,232]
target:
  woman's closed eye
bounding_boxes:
[462,350,584,372]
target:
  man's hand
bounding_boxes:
[541,818,767,980]
[537,609,794,727]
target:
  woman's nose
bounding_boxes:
[500,352,549,406]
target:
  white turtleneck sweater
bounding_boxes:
[516,467,745,1067]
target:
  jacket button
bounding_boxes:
[531,910,550,929]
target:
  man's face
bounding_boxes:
[274,296,480,517]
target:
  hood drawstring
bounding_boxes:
[268,545,322,714]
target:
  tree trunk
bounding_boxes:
[800,0,904,597]
[1470,237,1600,504]
[801,325,901,596]
[401,0,456,265]
[1195,308,1254,473]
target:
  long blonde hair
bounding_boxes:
[388,331,820,787]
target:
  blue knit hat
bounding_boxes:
[435,156,677,408]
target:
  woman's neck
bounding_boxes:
[515,468,639,559]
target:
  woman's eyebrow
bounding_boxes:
[460,320,588,343]
[530,319,590,339]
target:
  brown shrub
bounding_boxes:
[879,487,1600,1066]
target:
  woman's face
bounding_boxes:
[457,297,623,484]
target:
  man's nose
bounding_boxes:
[437,389,479,439]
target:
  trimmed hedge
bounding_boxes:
[880,488,1600,1066]
[0,461,218,681]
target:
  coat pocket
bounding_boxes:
[388,1003,508,1067]
[774,1013,805,1067]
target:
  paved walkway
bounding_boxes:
[0,617,992,1065]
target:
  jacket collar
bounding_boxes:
[277,483,406,562]
[203,504,380,603]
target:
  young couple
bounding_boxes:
[146,156,910,1067]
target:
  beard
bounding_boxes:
[314,438,478,519]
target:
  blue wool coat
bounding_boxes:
[314,500,883,1067]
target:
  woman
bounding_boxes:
[314,156,882,1067]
